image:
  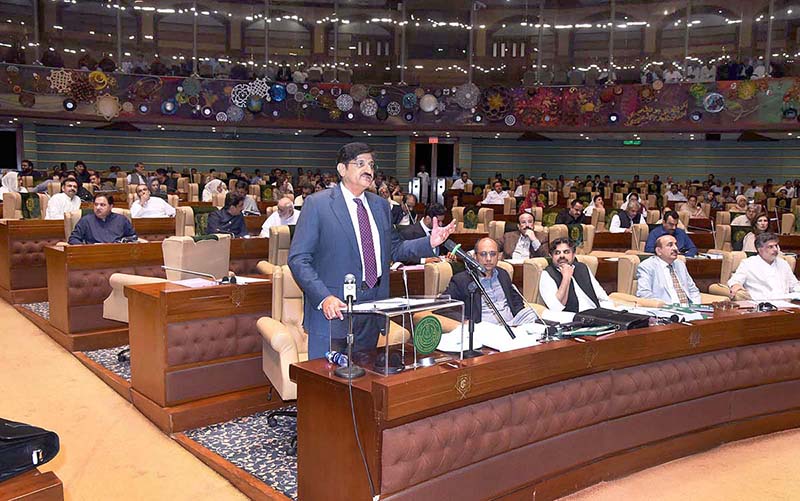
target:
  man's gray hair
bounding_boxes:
[755,232,779,249]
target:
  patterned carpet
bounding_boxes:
[83,345,132,381]
[20,302,50,321]
[184,409,299,500]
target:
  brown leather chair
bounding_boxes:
[547,224,595,254]
[631,223,649,252]
[589,207,606,233]
[162,234,232,281]
[2,192,49,219]
[269,225,292,266]
[249,184,262,201]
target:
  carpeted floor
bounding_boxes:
[1,299,248,501]
[83,345,131,381]
[184,409,299,500]
[564,428,800,500]
[20,301,49,321]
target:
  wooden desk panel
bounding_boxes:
[0,469,63,501]
[0,219,64,303]
[593,232,632,252]
[127,280,277,433]
[41,238,269,351]
[450,232,489,250]
[245,215,267,236]
[291,312,800,500]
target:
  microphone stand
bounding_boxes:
[334,293,365,379]
[462,261,516,359]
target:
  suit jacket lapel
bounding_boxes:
[366,192,386,265]
[330,185,360,258]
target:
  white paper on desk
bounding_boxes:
[171,278,218,288]
[504,258,525,265]
[233,276,269,284]
[604,257,620,262]
[541,310,575,323]
[480,322,545,352]
[399,264,426,271]
[761,299,800,309]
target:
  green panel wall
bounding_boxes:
[23,125,398,178]
[471,139,800,184]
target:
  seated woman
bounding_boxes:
[202,178,227,202]
[583,194,604,216]
[680,194,707,218]
[518,186,545,214]
[741,214,770,252]
[130,184,175,218]
[0,171,28,195]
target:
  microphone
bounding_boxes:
[242,210,260,216]
[443,239,487,274]
[343,273,357,306]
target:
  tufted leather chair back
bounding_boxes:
[591,207,606,232]
[269,225,292,266]
[177,177,188,193]
[451,206,464,226]
[612,192,624,209]
[273,266,308,351]
[3,192,49,219]
[228,179,238,192]
[249,184,261,201]
[175,206,194,236]
[715,225,731,251]
[548,224,594,254]
[503,197,516,215]
[161,234,231,281]
[523,255,598,305]
[212,191,226,208]
[64,208,130,240]
[616,254,639,295]
[424,260,514,297]
[631,223,649,251]
[187,183,199,202]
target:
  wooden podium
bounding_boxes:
[291,310,800,500]
[0,469,63,501]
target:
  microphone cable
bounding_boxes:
[346,346,378,500]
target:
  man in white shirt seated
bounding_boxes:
[744,180,762,198]
[539,237,611,313]
[479,181,509,206]
[776,181,795,198]
[259,196,299,237]
[234,180,260,215]
[130,184,176,218]
[731,204,760,226]
[727,233,800,300]
[609,200,645,233]
[665,184,688,202]
[451,171,471,191]
[45,178,82,220]
[636,234,701,305]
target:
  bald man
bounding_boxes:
[260,196,299,237]
[443,237,524,324]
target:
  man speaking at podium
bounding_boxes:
[289,143,456,360]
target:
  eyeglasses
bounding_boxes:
[477,251,498,258]
[348,160,376,169]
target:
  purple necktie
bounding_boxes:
[353,198,378,288]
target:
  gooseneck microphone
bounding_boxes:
[443,239,487,274]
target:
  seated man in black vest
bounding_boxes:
[555,199,584,225]
[609,200,645,233]
[206,192,247,238]
[443,237,524,324]
[538,237,611,313]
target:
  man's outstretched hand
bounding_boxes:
[430,217,456,248]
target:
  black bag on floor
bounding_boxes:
[0,418,60,482]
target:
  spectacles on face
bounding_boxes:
[348,160,375,169]
[477,251,498,258]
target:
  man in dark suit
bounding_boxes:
[443,237,524,324]
[398,202,446,240]
[555,199,584,225]
[288,143,456,359]
[391,193,418,226]
[502,212,549,259]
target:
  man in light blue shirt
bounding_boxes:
[636,234,701,305]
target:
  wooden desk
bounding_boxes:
[0,469,63,501]
[450,232,489,251]
[39,238,269,351]
[126,280,278,433]
[593,231,632,252]
[0,219,64,303]
[245,215,268,236]
[291,311,800,500]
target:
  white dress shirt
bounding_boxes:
[340,183,382,282]
[513,185,525,197]
[636,256,701,304]
[728,255,800,300]
[538,264,611,312]
[130,197,176,218]
[482,190,509,205]
[666,191,688,202]
[744,186,762,198]
[609,214,628,233]
[451,178,471,190]
[259,209,300,237]
[45,192,81,220]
